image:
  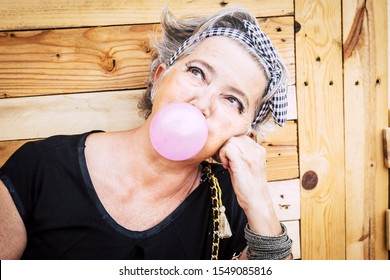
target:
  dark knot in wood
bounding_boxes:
[302,170,318,190]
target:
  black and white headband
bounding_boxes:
[167,20,288,127]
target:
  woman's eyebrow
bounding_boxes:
[189,59,250,108]
[227,86,250,109]
[189,59,216,75]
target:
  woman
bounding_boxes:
[0,6,291,259]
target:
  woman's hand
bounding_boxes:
[218,135,282,236]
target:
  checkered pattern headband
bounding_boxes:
[168,20,288,127]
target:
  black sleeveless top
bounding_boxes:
[0,131,247,259]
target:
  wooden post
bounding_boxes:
[295,0,346,259]
[343,0,388,259]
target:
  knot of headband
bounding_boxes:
[168,20,288,127]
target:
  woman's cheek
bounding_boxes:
[205,125,230,150]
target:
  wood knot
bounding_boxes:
[219,1,228,7]
[102,56,116,73]
[343,3,366,59]
[302,170,318,190]
[140,41,152,54]
[278,204,290,210]
[358,232,369,241]
[294,21,301,33]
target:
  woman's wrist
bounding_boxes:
[245,223,292,260]
[244,202,282,236]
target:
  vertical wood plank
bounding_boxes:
[343,0,388,259]
[295,0,346,259]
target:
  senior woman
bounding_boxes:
[0,7,291,260]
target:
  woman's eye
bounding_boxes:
[227,96,244,113]
[186,64,205,80]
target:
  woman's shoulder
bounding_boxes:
[1,131,103,172]
[38,130,104,149]
[16,130,102,150]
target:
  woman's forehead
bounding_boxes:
[189,37,262,72]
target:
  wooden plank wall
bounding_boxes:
[0,0,301,258]
[296,0,388,260]
[1,0,388,260]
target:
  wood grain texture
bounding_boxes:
[0,17,295,98]
[0,25,159,97]
[383,128,390,168]
[343,0,388,259]
[295,0,346,259]
[258,121,299,181]
[0,0,293,31]
[268,179,300,221]
[0,90,145,141]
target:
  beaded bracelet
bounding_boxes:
[245,223,292,260]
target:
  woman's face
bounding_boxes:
[150,36,268,159]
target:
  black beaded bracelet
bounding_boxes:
[244,223,292,260]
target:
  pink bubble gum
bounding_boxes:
[149,102,208,161]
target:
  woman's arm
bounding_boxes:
[219,135,292,260]
[219,135,281,235]
[0,180,27,259]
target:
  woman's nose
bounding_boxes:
[189,89,215,118]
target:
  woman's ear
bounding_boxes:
[153,63,167,82]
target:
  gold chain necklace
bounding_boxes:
[203,163,232,260]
